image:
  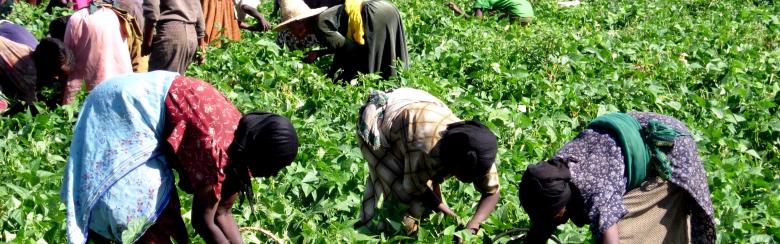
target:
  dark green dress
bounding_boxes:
[315,0,408,81]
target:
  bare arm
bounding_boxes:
[421,183,457,218]
[601,225,620,244]
[192,186,230,243]
[447,2,470,17]
[465,191,499,231]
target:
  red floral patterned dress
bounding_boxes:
[163,76,242,200]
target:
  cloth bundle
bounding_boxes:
[357,88,445,150]
[587,112,681,190]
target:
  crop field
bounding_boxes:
[1,0,779,243]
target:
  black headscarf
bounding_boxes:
[228,112,299,206]
[439,120,498,181]
[518,158,572,243]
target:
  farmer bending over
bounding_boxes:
[355,88,501,235]
[518,112,716,243]
[61,2,142,104]
[448,0,534,26]
[61,71,299,243]
[273,0,408,81]
[0,37,73,115]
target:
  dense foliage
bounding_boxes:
[1,0,778,243]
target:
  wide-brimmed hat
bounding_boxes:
[273,0,327,32]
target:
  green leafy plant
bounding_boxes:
[1,0,778,243]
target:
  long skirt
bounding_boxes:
[201,0,241,45]
[330,0,408,81]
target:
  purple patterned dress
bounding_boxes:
[553,112,715,243]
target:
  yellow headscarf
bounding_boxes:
[345,0,365,45]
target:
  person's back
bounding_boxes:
[0,21,38,49]
[63,6,134,104]
[0,36,36,112]
[143,0,206,73]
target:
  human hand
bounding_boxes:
[195,49,206,65]
[196,40,207,65]
[258,17,272,32]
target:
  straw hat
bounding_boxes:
[274,0,327,31]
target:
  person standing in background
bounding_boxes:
[143,0,206,74]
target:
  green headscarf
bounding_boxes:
[587,112,680,190]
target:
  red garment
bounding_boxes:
[163,76,241,200]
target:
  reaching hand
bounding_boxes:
[195,47,207,65]
[259,17,272,32]
[196,39,207,65]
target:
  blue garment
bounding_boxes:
[61,71,179,243]
[0,21,38,49]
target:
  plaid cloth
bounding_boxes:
[357,95,500,224]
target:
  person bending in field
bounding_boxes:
[61,71,300,243]
[0,20,38,49]
[274,0,408,81]
[518,112,716,243]
[0,37,73,115]
[272,0,340,50]
[354,88,501,235]
[61,2,144,104]
[447,0,534,26]
[234,0,272,31]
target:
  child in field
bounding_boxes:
[448,0,534,26]
[61,71,300,243]
[354,88,501,235]
[518,112,715,243]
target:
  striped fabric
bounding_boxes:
[358,100,500,224]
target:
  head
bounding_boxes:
[33,37,73,104]
[287,17,316,38]
[518,158,586,243]
[438,120,497,183]
[273,0,326,35]
[229,112,299,178]
[48,15,70,41]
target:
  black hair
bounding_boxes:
[33,37,74,88]
[439,120,497,180]
[228,113,299,208]
[48,15,70,41]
